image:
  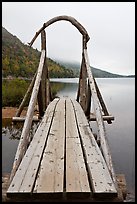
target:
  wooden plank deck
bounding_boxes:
[66,99,90,197]
[7,97,119,201]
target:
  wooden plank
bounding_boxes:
[66,98,90,194]
[83,49,117,185]
[71,99,117,196]
[18,99,59,193]
[7,99,59,196]
[34,98,65,194]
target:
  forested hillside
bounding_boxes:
[2,27,75,78]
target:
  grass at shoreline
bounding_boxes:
[2,79,64,107]
[2,79,30,107]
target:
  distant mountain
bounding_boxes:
[2,27,76,78]
[91,67,124,78]
[125,75,135,78]
[56,60,135,78]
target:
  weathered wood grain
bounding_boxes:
[66,98,90,194]
[79,56,87,113]
[12,116,39,122]
[37,30,47,117]
[83,49,117,185]
[72,99,117,196]
[89,114,114,122]
[9,50,46,183]
[29,16,90,47]
[7,99,59,195]
[34,98,65,193]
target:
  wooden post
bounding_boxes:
[46,78,50,107]
[49,81,53,102]
[79,55,87,112]
[37,83,44,117]
[9,50,46,183]
[78,36,88,113]
[37,30,47,117]
[85,79,91,118]
[76,65,82,102]
[37,30,52,111]
[15,73,36,117]
[45,56,53,106]
[94,78,112,124]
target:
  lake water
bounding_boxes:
[2,78,135,201]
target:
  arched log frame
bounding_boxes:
[28,15,90,47]
[29,15,91,116]
[29,15,116,183]
[29,15,90,116]
[10,16,116,190]
[29,15,111,120]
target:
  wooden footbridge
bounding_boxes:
[6,16,127,202]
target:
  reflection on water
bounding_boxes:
[2,78,135,201]
[56,83,78,99]
[2,119,21,173]
[2,118,23,140]
[2,119,39,173]
[50,78,79,99]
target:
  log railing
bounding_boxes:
[75,28,116,186]
[83,49,117,184]
[76,36,117,184]
[9,30,52,183]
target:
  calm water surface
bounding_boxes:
[2,78,135,201]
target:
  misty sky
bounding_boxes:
[2,2,135,75]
